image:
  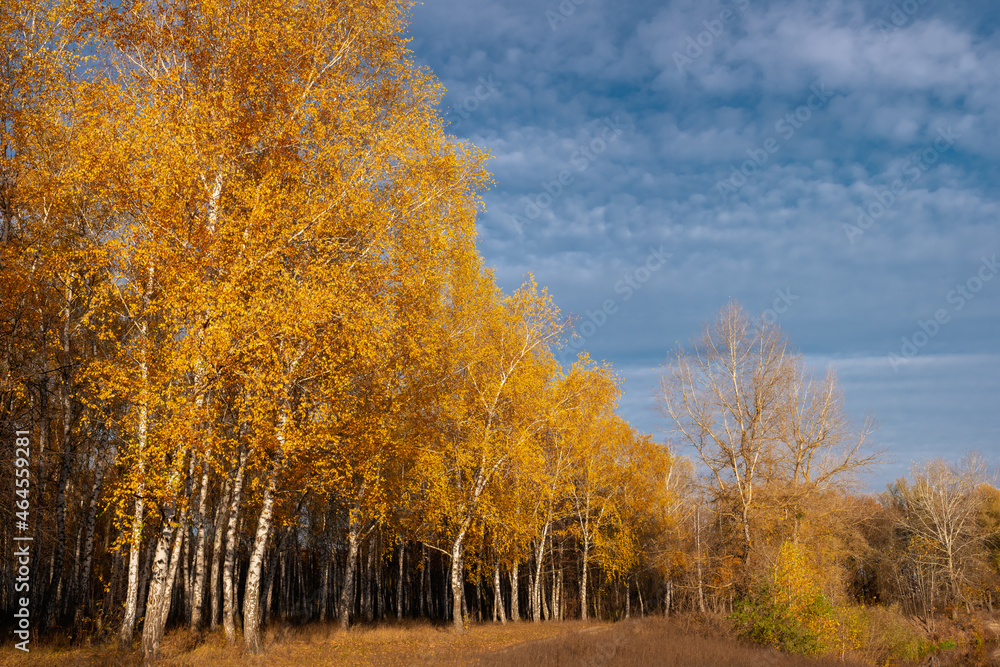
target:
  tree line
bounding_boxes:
[2,0,998,664]
[1,0,672,660]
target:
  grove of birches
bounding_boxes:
[2,0,999,663]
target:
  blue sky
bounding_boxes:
[406,0,1000,490]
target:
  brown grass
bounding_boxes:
[0,619,580,667]
[478,615,869,667]
[0,614,910,667]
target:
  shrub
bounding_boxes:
[731,542,840,656]
[732,583,837,656]
[853,604,925,664]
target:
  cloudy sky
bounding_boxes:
[406,0,1000,490]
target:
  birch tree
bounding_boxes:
[887,454,995,615]
[658,301,792,562]
[420,269,563,632]
[658,301,877,569]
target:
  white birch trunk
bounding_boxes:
[119,267,154,646]
[493,558,506,624]
[118,361,147,646]
[509,562,519,621]
[223,446,248,644]
[209,477,231,631]
[140,510,179,659]
[142,445,192,661]
[190,455,211,629]
[532,523,549,622]
[338,519,360,630]
[557,567,563,621]
[243,445,281,654]
[74,464,104,626]
[159,519,187,631]
[449,520,470,632]
[142,505,189,660]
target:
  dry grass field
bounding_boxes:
[478,617,869,667]
[0,616,881,667]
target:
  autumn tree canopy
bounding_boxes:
[0,0,681,660]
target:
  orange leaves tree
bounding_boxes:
[558,359,676,620]
[414,265,564,631]
[557,359,626,620]
[3,0,690,645]
[1,0,122,630]
[53,0,487,655]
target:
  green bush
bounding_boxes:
[731,542,843,657]
[731,585,837,656]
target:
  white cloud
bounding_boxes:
[410,0,1000,474]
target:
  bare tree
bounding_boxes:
[778,365,878,489]
[658,302,792,561]
[775,364,879,541]
[887,453,995,617]
[658,301,878,562]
